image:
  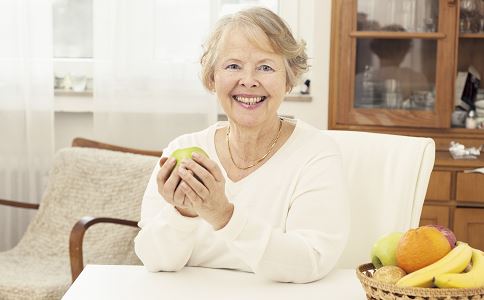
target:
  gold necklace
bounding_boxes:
[226,118,283,170]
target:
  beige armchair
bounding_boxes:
[0,138,161,300]
[323,130,435,269]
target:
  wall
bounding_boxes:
[279,0,331,129]
[54,1,333,151]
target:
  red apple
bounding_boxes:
[425,224,457,248]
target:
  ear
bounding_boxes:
[286,81,292,93]
[209,72,217,92]
[208,81,216,93]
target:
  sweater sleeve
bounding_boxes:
[134,142,201,272]
[215,152,350,283]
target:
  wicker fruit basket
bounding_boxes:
[356,263,484,300]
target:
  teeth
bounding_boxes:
[234,96,265,105]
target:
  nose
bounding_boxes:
[239,69,259,88]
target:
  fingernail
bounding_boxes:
[169,157,176,164]
[192,152,200,159]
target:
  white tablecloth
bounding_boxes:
[62,265,367,300]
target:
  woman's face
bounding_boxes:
[213,30,287,128]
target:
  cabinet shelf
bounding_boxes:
[350,31,446,39]
[459,33,484,39]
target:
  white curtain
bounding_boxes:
[92,0,218,151]
[0,0,54,251]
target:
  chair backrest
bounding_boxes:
[321,130,435,269]
[15,147,159,267]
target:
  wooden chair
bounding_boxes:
[0,137,161,299]
[68,138,161,281]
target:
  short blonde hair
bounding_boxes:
[200,7,308,92]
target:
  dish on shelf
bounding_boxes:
[475,100,484,109]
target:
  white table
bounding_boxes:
[62,265,367,300]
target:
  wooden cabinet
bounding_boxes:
[329,0,484,146]
[423,152,484,251]
[420,205,450,227]
[426,170,452,201]
[456,172,484,203]
[454,208,484,250]
[329,0,484,249]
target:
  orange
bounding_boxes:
[396,226,451,273]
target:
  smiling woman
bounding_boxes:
[213,30,288,129]
[134,7,350,284]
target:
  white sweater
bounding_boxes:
[134,119,350,283]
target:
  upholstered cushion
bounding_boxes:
[0,147,158,299]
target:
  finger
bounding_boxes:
[181,159,214,190]
[162,167,182,200]
[180,181,203,207]
[184,195,193,208]
[172,183,186,207]
[192,152,224,182]
[157,157,177,186]
[159,156,169,167]
[178,166,209,199]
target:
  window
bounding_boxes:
[53,0,93,94]
[53,0,92,58]
[52,0,279,99]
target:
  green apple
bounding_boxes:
[371,232,403,269]
[170,147,209,167]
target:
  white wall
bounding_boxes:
[55,1,333,150]
[279,0,331,129]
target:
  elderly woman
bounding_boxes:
[134,7,350,283]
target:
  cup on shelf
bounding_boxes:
[86,78,93,91]
[476,97,484,117]
[475,99,484,110]
[423,17,436,32]
[54,75,64,90]
[70,75,87,92]
[62,74,72,90]
[383,79,402,109]
[410,90,433,110]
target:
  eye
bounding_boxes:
[225,64,241,70]
[258,64,275,72]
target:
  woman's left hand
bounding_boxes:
[177,153,233,230]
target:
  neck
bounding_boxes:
[227,117,282,163]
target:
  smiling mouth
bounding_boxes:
[232,95,267,106]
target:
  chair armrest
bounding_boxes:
[72,137,162,157]
[0,198,39,210]
[69,216,139,282]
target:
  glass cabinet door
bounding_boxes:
[355,0,439,111]
[456,0,484,128]
[357,0,439,32]
[355,38,437,111]
[459,0,484,34]
[333,0,457,128]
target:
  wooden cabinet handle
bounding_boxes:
[448,0,456,5]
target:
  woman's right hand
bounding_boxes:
[157,157,198,217]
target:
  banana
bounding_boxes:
[434,248,484,288]
[396,242,472,288]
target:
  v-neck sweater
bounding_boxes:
[134,119,350,283]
